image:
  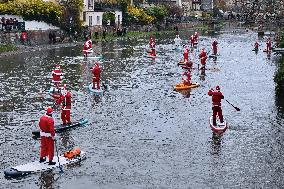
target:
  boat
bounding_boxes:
[174,83,200,91]
[4,150,86,178]
[88,83,103,95]
[209,116,228,133]
[32,119,88,138]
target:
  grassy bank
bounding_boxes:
[0,44,18,54]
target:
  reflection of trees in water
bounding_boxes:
[275,88,284,118]
[178,89,191,98]
[39,170,55,189]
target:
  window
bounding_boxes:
[83,12,86,22]
[118,15,120,25]
[97,16,100,25]
[89,16,92,26]
[88,0,93,9]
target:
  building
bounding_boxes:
[81,0,122,30]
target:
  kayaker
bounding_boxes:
[254,41,259,51]
[183,45,189,62]
[91,62,101,90]
[83,37,92,57]
[182,70,191,85]
[212,39,218,55]
[199,48,207,69]
[39,107,56,165]
[57,84,72,125]
[52,65,63,88]
[208,86,224,126]
[189,35,195,47]
[266,37,272,51]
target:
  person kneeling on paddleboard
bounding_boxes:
[57,84,72,125]
[208,86,224,126]
[182,70,191,86]
[91,62,101,90]
[52,65,63,88]
[39,107,56,165]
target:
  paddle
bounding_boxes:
[225,99,240,111]
[54,139,64,174]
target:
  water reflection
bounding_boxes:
[38,170,55,189]
[210,133,223,156]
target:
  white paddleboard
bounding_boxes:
[88,83,103,95]
[4,151,86,178]
[209,116,228,133]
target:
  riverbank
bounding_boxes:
[0,24,211,57]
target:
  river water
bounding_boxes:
[1,30,284,188]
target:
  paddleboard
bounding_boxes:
[209,54,217,58]
[32,119,88,138]
[88,84,103,95]
[146,54,157,59]
[4,151,86,178]
[74,55,103,60]
[209,116,228,133]
[48,87,62,94]
[174,83,200,91]
[263,49,271,53]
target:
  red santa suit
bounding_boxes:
[208,86,224,126]
[212,40,218,55]
[58,89,72,125]
[266,38,272,51]
[52,66,62,86]
[199,49,207,66]
[194,32,199,42]
[190,35,195,47]
[182,71,191,85]
[254,42,259,50]
[39,108,55,162]
[92,63,101,89]
[183,47,189,62]
[83,39,92,56]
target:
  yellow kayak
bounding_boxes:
[174,83,200,90]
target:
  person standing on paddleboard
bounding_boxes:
[194,32,199,43]
[149,35,156,56]
[199,48,207,69]
[189,35,195,47]
[265,37,272,51]
[208,86,224,126]
[83,37,92,57]
[91,62,101,90]
[254,41,259,51]
[183,45,189,63]
[52,65,63,88]
[212,39,218,55]
[39,107,56,165]
[57,84,72,125]
[174,34,181,48]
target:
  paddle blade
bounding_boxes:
[235,107,240,111]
